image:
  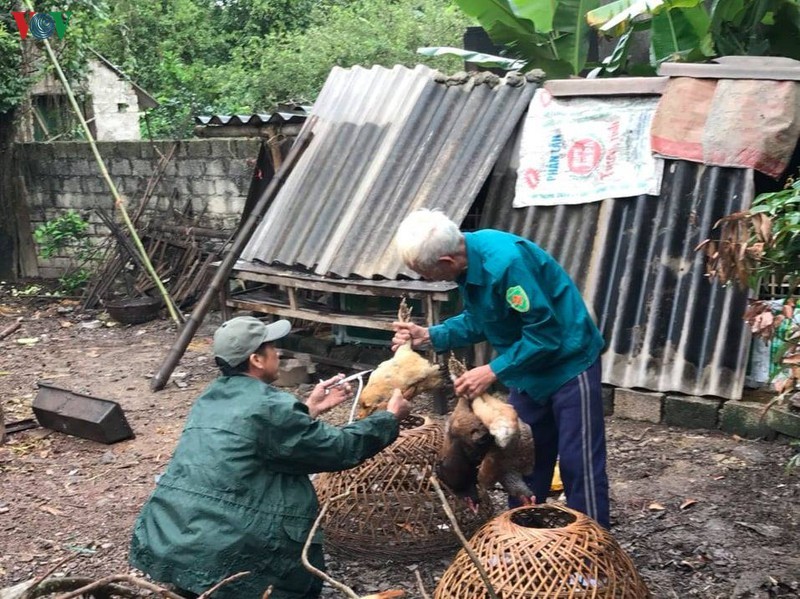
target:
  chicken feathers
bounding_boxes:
[438,354,535,505]
[356,298,443,419]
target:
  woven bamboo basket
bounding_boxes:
[313,416,493,562]
[435,504,651,598]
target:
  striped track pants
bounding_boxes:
[508,358,610,528]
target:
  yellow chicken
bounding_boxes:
[356,298,443,418]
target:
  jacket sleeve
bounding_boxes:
[255,396,400,474]
[429,310,486,352]
[488,260,564,380]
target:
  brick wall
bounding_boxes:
[16,138,261,278]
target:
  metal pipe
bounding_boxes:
[150,118,317,391]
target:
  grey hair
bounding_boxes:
[395,209,463,271]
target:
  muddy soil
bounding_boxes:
[1,287,798,598]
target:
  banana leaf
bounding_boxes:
[489,22,575,76]
[455,0,538,37]
[767,2,800,59]
[552,0,600,73]
[650,5,713,63]
[417,47,527,69]
[508,0,557,32]
[586,0,704,33]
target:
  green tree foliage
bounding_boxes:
[0,0,106,115]
[90,0,470,137]
[224,0,470,111]
[0,25,27,114]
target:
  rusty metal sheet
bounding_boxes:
[480,124,755,400]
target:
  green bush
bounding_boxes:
[33,210,94,294]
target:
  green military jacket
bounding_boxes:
[429,230,604,403]
[129,375,399,598]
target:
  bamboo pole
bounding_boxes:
[150,119,316,391]
[26,0,182,326]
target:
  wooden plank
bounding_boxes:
[658,62,800,81]
[226,260,456,298]
[227,298,399,330]
[544,77,668,97]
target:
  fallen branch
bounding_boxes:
[20,554,80,599]
[302,491,360,598]
[51,575,184,599]
[197,571,252,598]
[429,475,499,599]
[0,318,22,341]
[1,578,138,599]
[301,492,405,598]
[414,570,431,599]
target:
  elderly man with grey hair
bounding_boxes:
[392,209,609,528]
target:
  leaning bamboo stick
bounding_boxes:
[25,0,181,326]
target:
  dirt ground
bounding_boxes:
[1,285,799,599]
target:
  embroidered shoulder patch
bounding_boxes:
[506,285,530,312]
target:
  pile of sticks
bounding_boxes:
[82,145,233,311]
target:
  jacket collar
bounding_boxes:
[459,232,485,286]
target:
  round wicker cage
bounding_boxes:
[435,504,651,599]
[313,416,494,562]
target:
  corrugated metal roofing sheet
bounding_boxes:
[479,125,755,399]
[240,64,538,279]
[195,110,309,126]
[237,63,758,399]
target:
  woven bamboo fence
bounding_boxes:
[435,504,651,598]
[313,417,494,562]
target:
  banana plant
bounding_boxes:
[587,0,800,75]
[418,0,599,78]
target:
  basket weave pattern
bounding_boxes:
[314,418,493,562]
[435,504,650,598]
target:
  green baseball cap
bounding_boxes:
[212,316,291,367]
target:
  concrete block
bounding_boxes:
[177,160,206,178]
[204,160,228,177]
[215,179,241,198]
[613,388,663,423]
[664,394,721,430]
[109,159,132,176]
[71,161,97,176]
[601,385,614,416]
[186,141,213,158]
[64,177,83,194]
[205,196,228,215]
[274,357,316,388]
[719,400,776,440]
[765,406,800,439]
[129,158,154,175]
[53,143,76,159]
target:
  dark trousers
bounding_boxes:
[508,358,610,528]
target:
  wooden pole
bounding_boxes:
[150,119,316,391]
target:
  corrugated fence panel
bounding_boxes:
[481,129,755,400]
[240,65,538,279]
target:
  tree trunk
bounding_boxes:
[0,109,38,280]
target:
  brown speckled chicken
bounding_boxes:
[356,298,444,419]
[437,354,535,507]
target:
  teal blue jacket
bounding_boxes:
[429,230,604,403]
[129,375,399,599]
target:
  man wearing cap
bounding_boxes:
[130,316,411,598]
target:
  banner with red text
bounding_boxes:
[513,89,664,207]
